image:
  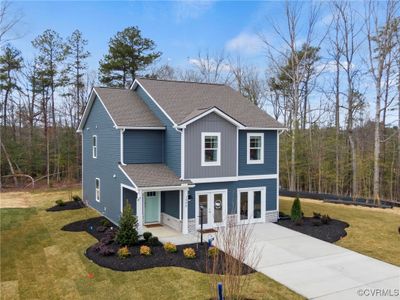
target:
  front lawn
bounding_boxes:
[280,197,400,266]
[0,189,303,300]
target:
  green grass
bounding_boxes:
[0,189,303,300]
[280,197,400,266]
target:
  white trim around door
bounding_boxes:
[237,187,266,224]
[195,189,227,230]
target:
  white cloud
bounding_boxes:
[174,0,215,22]
[225,32,263,55]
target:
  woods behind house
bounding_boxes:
[1,1,399,201]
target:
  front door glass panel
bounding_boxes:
[213,193,223,223]
[240,192,249,220]
[199,194,208,224]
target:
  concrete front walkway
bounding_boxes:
[149,223,400,300]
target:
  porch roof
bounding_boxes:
[121,164,192,189]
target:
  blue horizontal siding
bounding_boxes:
[161,191,180,219]
[187,179,277,219]
[135,86,181,176]
[124,129,164,163]
[239,130,277,175]
[82,96,134,225]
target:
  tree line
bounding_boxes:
[1,1,399,201]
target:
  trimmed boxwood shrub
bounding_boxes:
[143,231,152,241]
[72,195,82,202]
[148,236,160,246]
[291,197,302,223]
[116,203,138,246]
[55,199,65,206]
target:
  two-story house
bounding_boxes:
[77,78,284,234]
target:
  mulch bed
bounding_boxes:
[46,200,86,212]
[62,216,254,274]
[277,215,349,243]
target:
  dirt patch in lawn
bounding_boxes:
[47,200,86,212]
[277,216,349,243]
[62,217,255,274]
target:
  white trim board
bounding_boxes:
[120,183,136,213]
[77,88,118,133]
[190,174,277,183]
[178,107,245,129]
[116,126,166,130]
[118,165,138,189]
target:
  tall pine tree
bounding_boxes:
[99,26,161,87]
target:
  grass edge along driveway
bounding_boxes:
[0,189,303,300]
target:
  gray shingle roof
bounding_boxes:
[136,78,284,129]
[121,164,192,188]
[94,87,164,128]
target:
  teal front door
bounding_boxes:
[144,191,160,224]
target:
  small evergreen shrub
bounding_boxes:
[148,236,160,246]
[164,242,177,253]
[100,219,111,227]
[321,214,331,224]
[183,248,196,259]
[140,245,151,256]
[116,203,138,246]
[208,246,219,257]
[55,199,65,206]
[72,195,82,202]
[117,246,131,259]
[311,218,321,226]
[291,197,302,223]
[96,243,115,256]
[143,231,152,241]
[312,212,321,219]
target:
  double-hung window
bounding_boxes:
[92,135,97,158]
[95,178,100,202]
[201,132,221,166]
[247,133,264,164]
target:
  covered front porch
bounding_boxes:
[120,163,194,234]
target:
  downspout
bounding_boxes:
[120,128,127,166]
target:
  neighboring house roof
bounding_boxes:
[77,87,164,132]
[121,164,192,188]
[135,78,284,129]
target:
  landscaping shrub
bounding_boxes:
[100,235,114,245]
[291,197,302,223]
[143,231,152,241]
[100,219,111,227]
[140,245,151,256]
[312,212,321,219]
[163,242,177,253]
[55,199,65,206]
[183,247,196,259]
[294,218,303,226]
[148,236,160,246]
[99,245,115,256]
[116,203,138,246]
[96,226,107,232]
[72,195,82,202]
[117,246,131,259]
[208,246,219,257]
[321,214,331,225]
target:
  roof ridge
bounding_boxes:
[94,86,128,90]
[137,77,226,87]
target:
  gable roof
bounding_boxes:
[134,78,284,129]
[77,87,164,132]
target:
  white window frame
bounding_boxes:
[92,135,97,158]
[237,187,266,224]
[247,133,264,164]
[201,132,221,166]
[95,178,100,202]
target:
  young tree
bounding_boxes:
[99,26,161,87]
[0,44,22,127]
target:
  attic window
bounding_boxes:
[201,132,221,166]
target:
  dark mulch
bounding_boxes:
[61,216,116,240]
[277,216,349,243]
[46,200,86,212]
[85,242,255,274]
[62,216,254,274]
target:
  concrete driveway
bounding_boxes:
[249,223,400,299]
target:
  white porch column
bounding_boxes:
[137,189,143,233]
[182,188,189,234]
